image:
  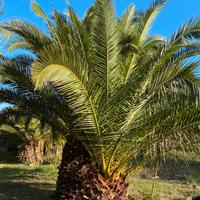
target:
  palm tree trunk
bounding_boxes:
[18,141,43,165]
[34,140,44,163]
[18,142,35,165]
[55,139,129,200]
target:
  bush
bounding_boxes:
[42,155,62,165]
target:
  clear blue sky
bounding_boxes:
[0,0,200,109]
[1,0,200,38]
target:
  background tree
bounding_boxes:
[0,112,65,165]
[0,55,69,134]
[1,0,200,199]
[0,55,68,164]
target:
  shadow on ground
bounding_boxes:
[0,151,56,200]
[0,167,55,200]
[0,182,55,200]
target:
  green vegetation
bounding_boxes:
[0,116,65,165]
[129,177,200,200]
[0,0,200,199]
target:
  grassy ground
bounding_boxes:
[128,156,200,200]
[0,164,57,200]
[129,177,200,200]
[0,151,200,200]
[0,150,57,200]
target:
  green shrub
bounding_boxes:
[42,155,61,165]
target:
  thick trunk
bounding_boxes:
[55,140,129,200]
[18,141,43,165]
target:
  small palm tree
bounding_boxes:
[0,115,46,165]
[1,0,200,199]
[0,113,65,165]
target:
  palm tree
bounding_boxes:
[1,0,200,199]
[0,55,67,165]
[0,113,65,165]
[0,55,69,135]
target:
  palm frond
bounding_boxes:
[136,0,167,45]
[32,63,106,171]
[118,4,135,34]
[1,20,52,52]
[92,0,120,105]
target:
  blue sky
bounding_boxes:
[1,0,200,38]
[0,0,199,55]
[0,0,200,109]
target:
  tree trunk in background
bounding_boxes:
[18,141,43,165]
[35,140,44,163]
[55,139,129,200]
